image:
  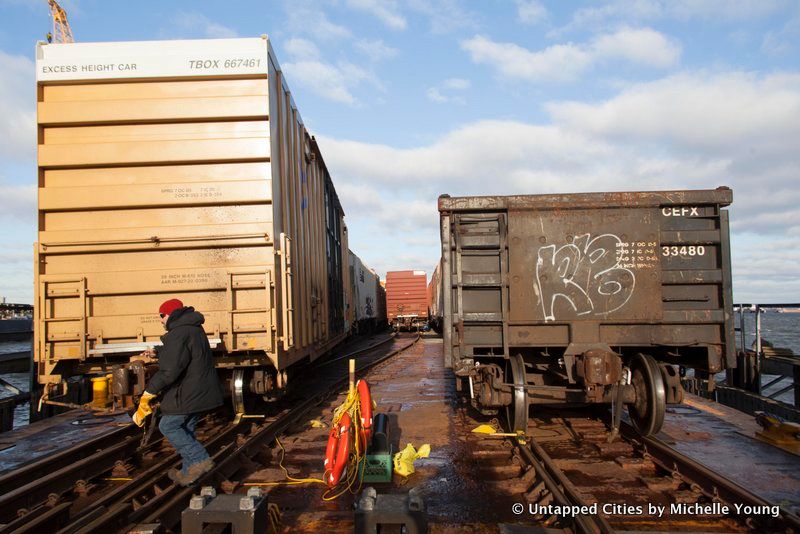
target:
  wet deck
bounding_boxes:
[660,395,800,515]
[268,335,800,531]
[0,409,130,475]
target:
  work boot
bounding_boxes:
[168,459,214,487]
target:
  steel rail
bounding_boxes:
[63,334,419,533]
[0,432,141,526]
[0,421,136,496]
[516,438,613,534]
[0,332,403,533]
[620,421,800,533]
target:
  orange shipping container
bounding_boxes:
[33,37,351,394]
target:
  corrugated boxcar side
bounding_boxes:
[439,189,734,372]
[428,262,442,320]
[385,270,428,320]
[376,279,387,327]
[34,37,348,384]
[349,251,378,323]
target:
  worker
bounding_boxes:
[132,298,223,486]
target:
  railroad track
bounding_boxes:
[470,408,800,533]
[0,333,417,534]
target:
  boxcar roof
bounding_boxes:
[438,187,732,212]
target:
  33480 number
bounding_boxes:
[662,245,706,257]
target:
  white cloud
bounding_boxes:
[406,0,479,34]
[426,78,470,104]
[461,36,591,83]
[553,0,787,35]
[761,8,800,56]
[285,4,352,41]
[285,38,321,60]
[592,27,681,68]
[354,38,399,62]
[0,183,36,224]
[426,88,447,103]
[461,28,680,83]
[283,61,358,105]
[346,0,407,30]
[0,51,35,163]
[318,70,800,301]
[283,56,381,106]
[169,12,238,39]
[516,0,548,25]
[0,183,36,304]
[442,78,470,90]
[546,72,800,153]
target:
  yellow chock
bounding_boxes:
[393,443,431,477]
[471,424,522,439]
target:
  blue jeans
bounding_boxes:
[159,414,210,472]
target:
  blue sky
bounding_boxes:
[1,0,799,304]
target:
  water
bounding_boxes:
[0,340,31,428]
[733,311,799,405]
[0,341,30,355]
[734,311,800,354]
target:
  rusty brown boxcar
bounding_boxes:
[438,188,735,435]
[385,270,428,330]
[34,37,355,413]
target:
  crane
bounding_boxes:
[46,0,74,43]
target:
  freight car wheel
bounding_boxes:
[232,369,247,415]
[628,353,666,436]
[230,369,261,416]
[505,354,529,433]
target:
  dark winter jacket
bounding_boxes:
[145,307,223,415]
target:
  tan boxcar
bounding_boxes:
[34,37,351,401]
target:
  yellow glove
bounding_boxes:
[393,443,430,477]
[132,391,157,427]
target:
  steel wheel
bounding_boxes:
[232,369,246,415]
[628,353,666,436]
[505,353,529,433]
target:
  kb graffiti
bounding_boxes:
[535,233,635,321]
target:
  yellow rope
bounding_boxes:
[244,380,370,501]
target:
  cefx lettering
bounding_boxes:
[662,206,699,217]
[190,60,220,69]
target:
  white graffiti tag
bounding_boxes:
[535,233,635,321]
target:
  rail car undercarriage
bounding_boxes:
[455,346,684,436]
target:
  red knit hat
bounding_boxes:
[159,298,183,317]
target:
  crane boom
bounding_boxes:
[47,0,74,43]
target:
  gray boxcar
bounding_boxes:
[438,188,734,435]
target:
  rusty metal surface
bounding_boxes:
[385,270,429,321]
[659,394,800,516]
[508,208,662,323]
[439,188,736,398]
[527,412,746,532]
[438,188,733,211]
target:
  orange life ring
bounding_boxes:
[357,379,373,451]
[324,412,352,487]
